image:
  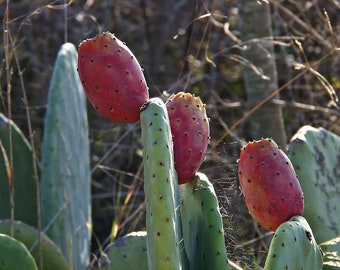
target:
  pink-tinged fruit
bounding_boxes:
[238,139,304,231]
[166,92,210,185]
[77,32,149,123]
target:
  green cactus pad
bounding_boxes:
[140,98,182,270]
[40,43,91,270]
[103,231,148,270]
[264,215,323,270]
[0,113,37,226]
[0,233,38,270]
[179,172,229,270]
[288,126,340,243]
[0,219,68,270]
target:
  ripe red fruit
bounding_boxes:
[237,139,304,231]
[165,92,210,185]
[77,32,149,123]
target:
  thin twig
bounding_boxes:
[268,0,334,51]
[91,123,138,174]
[212,48,338,149]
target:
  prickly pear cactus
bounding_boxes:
[0,233,38,270]
[264,215,323,270]
[0,219,68,270]
[179,172,229,270]
[0,113,37,226]
[103,231,148,270]
[40,43,91,270]
[140,97,183,270]
[288,126,340,243]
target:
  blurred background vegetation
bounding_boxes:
[1,0,339,268]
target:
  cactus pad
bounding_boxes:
[179,172,229,270]
[0,233,38,270]
[264,215,323,270]
[0,219,68,270]
[40,43,91,270]
[140,98,182,270]
[0,113,37,226]
[104,231,148,270]
[288,126,340,243]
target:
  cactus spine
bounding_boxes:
[140,97,183,270]
[40,43,91,270]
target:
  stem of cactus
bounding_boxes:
[140,97,184,270]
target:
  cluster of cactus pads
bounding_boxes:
[1,30,339,269]
[0,43,91,269]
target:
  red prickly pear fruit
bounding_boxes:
[165,92,210,185]
[77,32,149,123]
[237,138,304,231]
